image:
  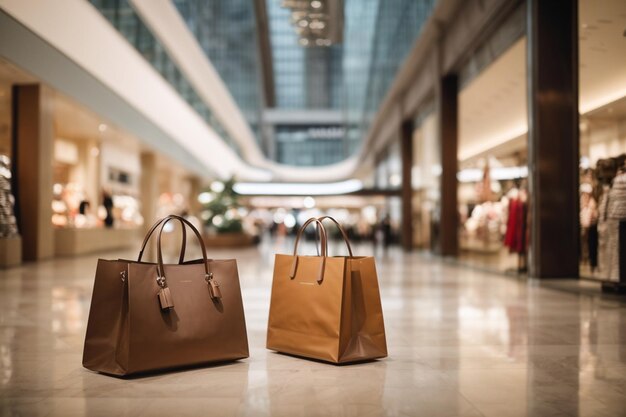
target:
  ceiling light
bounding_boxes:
[309,20,325,29]
[210,181,225,193]
[98,123,107,132]
[198,192,214,204]
[299,38,309,46]
[311,0,322,8]
[457,166,528,183]
[298,19,308,27]
[389,174,401,187]
[233,179,363,196]
[303,196,316,208]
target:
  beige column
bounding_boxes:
[188,176,202,216]
[140,151,158,234]
[139,152,158,260]
[12,84,54,261]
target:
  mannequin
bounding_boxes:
[605,166,626,280]
[580,183,598,270]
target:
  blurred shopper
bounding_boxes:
[102,189,114,228]
[379,214,392,251]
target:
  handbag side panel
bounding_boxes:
[82,259,129,375]
[338,257,388,363]
[126,259,249,374]
[267,254,345,363]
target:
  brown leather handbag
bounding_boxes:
[267,216,387,364]
[83,215,249,376]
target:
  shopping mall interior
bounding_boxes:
[1,0,626,415]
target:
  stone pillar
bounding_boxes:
[401,119,414,251]
[188,176,202,216]
[437,74,459,257]
[140,152,158,235]
[527,0,579,278]
[11,84,54,261]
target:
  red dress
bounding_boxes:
[504,199,527,254]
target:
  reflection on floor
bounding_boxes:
[1,236,626,417]
[458,247,520,274]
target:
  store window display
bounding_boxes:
[601,158,626,281]
[0,155,18,238]
[579,182,598,272]
[502,180,528,272]
[0,82,22,267]
[458,155,529,273]
[582,154,626,281]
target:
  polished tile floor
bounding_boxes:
[1,236,626,417]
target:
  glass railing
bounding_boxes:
[88,0,240,154]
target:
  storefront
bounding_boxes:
[578,103,626,282]
[373,140,402,246]
[0,57,204,266]
[453,34,530,274]
[0,63,21,267]
[575,0,626,284]
[411,110,440,252]
[48,94,144,257]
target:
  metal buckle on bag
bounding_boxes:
[205,273,222,300]
[156,276,166,288]
[156,275,174,310]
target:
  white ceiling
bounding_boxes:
[458,38,527,161]
[458,0,626,162]
[0,58,197,177]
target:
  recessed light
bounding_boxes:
[98,123,107,132]
[298,19,308,27]
[311,0,322,8]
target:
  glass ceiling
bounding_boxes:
[266,1,344,109]
[90,0,436,167]
[173,0,262,124]
[89,0,240,153]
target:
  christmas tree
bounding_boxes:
[199,177,243,234]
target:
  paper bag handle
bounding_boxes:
[317,216,353,257]
[290,217,327,283]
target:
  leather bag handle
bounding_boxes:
[290,217,327,283]
[317,215,353,257]
[155,216,216,296]
[138,216,187,264]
